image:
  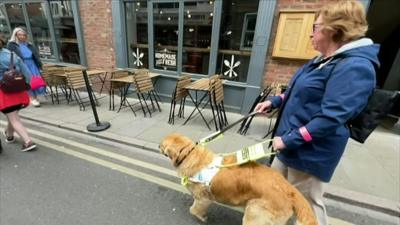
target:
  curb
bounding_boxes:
[13,116,400,217]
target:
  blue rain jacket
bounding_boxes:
[270,38,380,182]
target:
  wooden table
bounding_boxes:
[86,69,108,94]
[108,73,161,114]
[183,78,216,130]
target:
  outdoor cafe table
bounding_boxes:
[183,78,216,130]
[86,69,108,94]
[108,73,160,112]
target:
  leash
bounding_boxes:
[195,111,278,168]
[197,111,261,145]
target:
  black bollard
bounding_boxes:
[82,70,111,132]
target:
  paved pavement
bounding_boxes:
[1,94,399,218]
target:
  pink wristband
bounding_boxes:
[299,126,312,142]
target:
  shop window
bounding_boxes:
[0,5,11,38]
[182,1,214,75]
[49,1,80,64]
[26,2,55,60]
[153,2,179,72]
[5,3,26,30]
[216,0,259,82]
[126,1,148,69]
[240,13,256,50]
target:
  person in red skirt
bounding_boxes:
[0,34,36,152]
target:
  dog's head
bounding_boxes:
[159,133,196,167]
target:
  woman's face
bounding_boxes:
[16,31,27,43]
[310,15,334,55]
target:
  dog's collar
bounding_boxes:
[175,145,196,167]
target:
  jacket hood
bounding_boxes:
[315,38,380,68]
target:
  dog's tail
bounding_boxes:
[291,190,318,225]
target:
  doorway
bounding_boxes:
[366,0,400,116]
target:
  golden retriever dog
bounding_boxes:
[160,133,318,225]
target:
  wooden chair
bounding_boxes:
[168,75,191,124]
[65,70,97,111]
[133,70,161,117]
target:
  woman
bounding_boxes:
[0,34,37,152]
[255,1,379,225]
[7,27,44,107]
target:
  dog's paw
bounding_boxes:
[190,206,208,222]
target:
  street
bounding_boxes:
[0,121,397,225]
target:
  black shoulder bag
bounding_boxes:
[348,89,399,143]
[0,52,29,93]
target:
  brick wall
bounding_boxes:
[78,0,115,69]
[263,0,335,87]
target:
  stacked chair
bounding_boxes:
[209,75,228,130]
[168,75,191,124]
[41,66,70,104]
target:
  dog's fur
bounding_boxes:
[160,133,318,225]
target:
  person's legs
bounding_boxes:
[5,111,31,143]
[271,156,288,177]
[30,94,40,107]
[5,110,36,151]
[271,158,328,225]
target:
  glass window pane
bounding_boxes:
[182,1,214,75]
[49,0,80,64]
[153,2,179,72]
[126,1,148,69]
[0,4,11,39]
[5,3,26,30]
[216,1,259,83]
[26,2,56,60]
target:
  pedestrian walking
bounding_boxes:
[0,34,37,152]
[7,27,44,107]
[254,1,379,225]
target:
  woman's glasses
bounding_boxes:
[312,23,323,33]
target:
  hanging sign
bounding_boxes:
[39,43,52,57]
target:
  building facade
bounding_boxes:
[1,0,398,114]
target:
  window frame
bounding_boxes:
[240,12,257,51]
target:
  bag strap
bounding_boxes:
[9,52,15,70]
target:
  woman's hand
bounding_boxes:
[254,100,272,113]
[272,136,286,151]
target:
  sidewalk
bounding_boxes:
[2,95,399,216]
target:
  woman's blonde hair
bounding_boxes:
[316,0,368,43]
[10,27,28,44]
